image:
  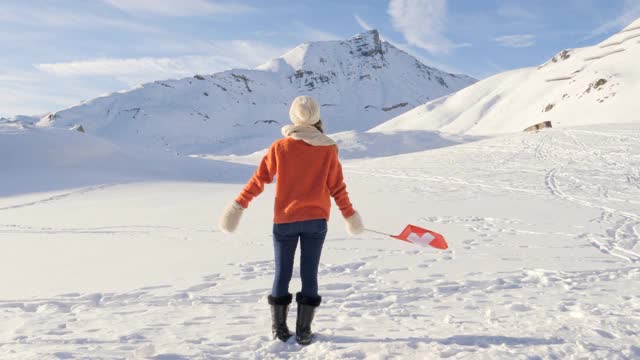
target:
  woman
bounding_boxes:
[219,95,364,345]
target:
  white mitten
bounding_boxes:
[344,211,364,236]
[219,201,245,234]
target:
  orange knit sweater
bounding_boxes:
[236,138,355,224]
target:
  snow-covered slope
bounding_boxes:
[373,18,640,135]
[0,120,251,197]
[2,124,639,358]
[38,30,474,155]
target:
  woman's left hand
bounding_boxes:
[219,201,245,234]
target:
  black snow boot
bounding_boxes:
[268,293,292,342]
[295,292,322,346]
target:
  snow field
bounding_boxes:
[1,124,639,359]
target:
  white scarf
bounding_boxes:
[281,124,337,147]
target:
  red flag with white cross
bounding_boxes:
[366,224,448,250]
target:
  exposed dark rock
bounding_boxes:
[254,120,279,125]
[524,121,552,132]
[585,78,608,94]
[436,76,448,88]
[544,103,555,112]
[70,124,85,133]
[538,49,573,69]
[382,102,409,112]
[122,108,141,119]
[550,49,572,63]
[553,50,571,62]
[194,75,206,80]
[352,30,384,58]
[203,92,209,96]
[231,74,252,93]
[291,70,312,80]
[288,70,334,90]
[594,78,607,89]
[156,82,174,88]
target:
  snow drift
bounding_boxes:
[0,120,251,197]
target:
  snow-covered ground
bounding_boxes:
[2,123,639,359]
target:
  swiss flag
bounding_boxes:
[392,224,448,250]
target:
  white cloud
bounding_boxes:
[1,39,287,116]
[38,57,213,79]
[353,13,466,75]
[354,14,391,41]
[589,0,640,37]
[0,87,79,117]
[494,34,536,48]
[102,0,254,16]
[387,0,468,54]
[355,14,374,31]
[0,4,160,33]
[0,70,106,116]
[293,22,341,42]
[36,40,288,85]
[496,5,537,21]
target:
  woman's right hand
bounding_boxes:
[344,211,364,236]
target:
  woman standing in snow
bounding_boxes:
[219,95,364,345]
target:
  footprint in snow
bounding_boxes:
[594,329,616,338]
[322,283,353,290]
[181,282,217,292]
[508,303,532,312]
[203,273,223,281]
[138,285,172,291]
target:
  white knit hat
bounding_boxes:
[289,96,320,125]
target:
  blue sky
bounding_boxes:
[1,0,639,117]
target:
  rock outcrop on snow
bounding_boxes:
[39,30,475,155]
[373,18,640,136]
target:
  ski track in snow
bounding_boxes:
[0,224,214,236]
[0,184,121,212]
[1,126,640,359]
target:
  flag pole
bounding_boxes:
[364,228,394,237]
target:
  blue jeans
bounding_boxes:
[272,219,327,298]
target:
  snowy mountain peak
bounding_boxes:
[348,29,383,56]
[40,31,475,155]
[259,29,385,75]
